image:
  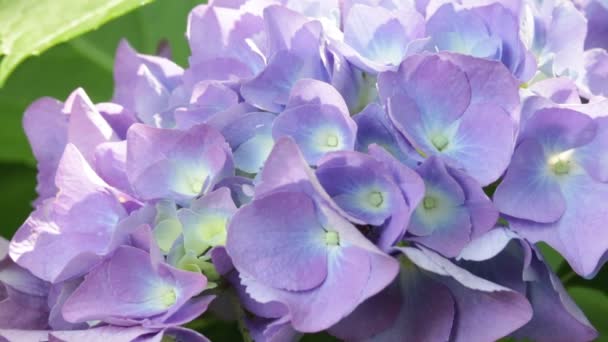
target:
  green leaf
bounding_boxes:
[0,0,203,164]
[536,242,565,273]
[0,0,157,86]
[567,287,608,341]
[560,262,608,294]
[0,163,36,238]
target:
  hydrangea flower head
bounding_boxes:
[1,0,607,340]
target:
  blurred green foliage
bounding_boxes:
[0,0,155,86]
[0,1,606,341]
[0,0,200,164]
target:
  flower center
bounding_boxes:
[325,231,340,246]
[423,196,438,210]
[548,150,574,176]
[431,134,449,151]
[326,134,339,147]
[367,191,384,208]
[157,286,177,308]
[552,159,571,175]
[189,177,205,195]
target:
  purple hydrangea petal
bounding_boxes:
[22,97,68,205]
[406,246,533,342]
[48,279,86,330]
[155,326,211,342]
[174,81,240,129]
[241,51,322,113]
[0,287,50,331]
[227,191,330,292]
[581,48,608,98]
[440,103,517,185]
[316,147,424,250]
[385,54,472,129]
[458,228,598,342]
[533,1,587,78]
[509,172,608,277]
[354,103,418,166]
[96,102,137,140]
[518,107,597,151]
[219,111,275,174]
[447,167,499,238]
[65,89,119,163]
[494,139,567,223]
[214,176,255,207]
[408,157,471,257]
[94,141,131,194]
[272,80,356,165]
[130,65,175,128]
[426,3,502,60]
[62,246,206,325]
[230,177,398,332]
[0,326,155,342]
[408,156,497,257]
[272,104,356,165]
[186,4,265,83]
[247,316,300,342]
[333,3,425,72]
[240,241,397,332]
[0,238,50,330]
[381,53,519,185]
[160,295,216,328]
[367,145,426,213]
[113,40,183,115]
[0,326,209,342]
[513,256,598,342]
[327,52,377,114]
[316,152,402,226]
[126,124,234,205]
[582,0,608,50]
[329,261,452,342]
[577,116,608,182]
[529,77,582,104]
[240,7,329,112]
[331,243,532,341]
[226,267,289,320]
[10,145,129,283]
[254,137,364,224]
[439,52,520,113]
[285,78,349,113]
[456,229,532,294]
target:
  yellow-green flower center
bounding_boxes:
[326,134,339,147]
[551,159,571,175]
[367,191,384,208]
[431,135,449,151]
[423,196,438,210]
[548,150,574,176]
[157,286,177,308]
[325,231,340,246]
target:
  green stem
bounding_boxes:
[231,292,253,342]
[560,269,577,286]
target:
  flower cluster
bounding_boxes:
[2,0,608,341]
